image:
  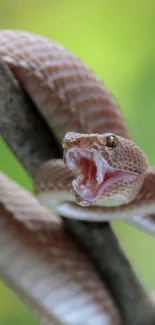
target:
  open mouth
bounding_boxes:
[65,148,136,203]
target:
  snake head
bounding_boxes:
[63,132,149,207]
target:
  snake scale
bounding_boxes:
[0,30,155,325]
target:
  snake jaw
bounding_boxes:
[65,148,136,205]
[65,148,137,205]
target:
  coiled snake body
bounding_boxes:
[0,30,155,325]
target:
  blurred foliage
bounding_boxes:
[0,0,155,324]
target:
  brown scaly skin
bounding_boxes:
[63,132,149,207]
[0,30,155,325]
[64,220,155,325]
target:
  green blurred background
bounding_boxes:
[0,0,155,323]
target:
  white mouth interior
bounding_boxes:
[65,148,136,204]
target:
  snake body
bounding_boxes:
[0,30,155,324]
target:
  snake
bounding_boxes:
[0,29,155,325]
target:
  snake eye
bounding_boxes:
[106,135,118,148]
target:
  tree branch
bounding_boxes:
[0,59,155,325]
[64,219,155,324]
